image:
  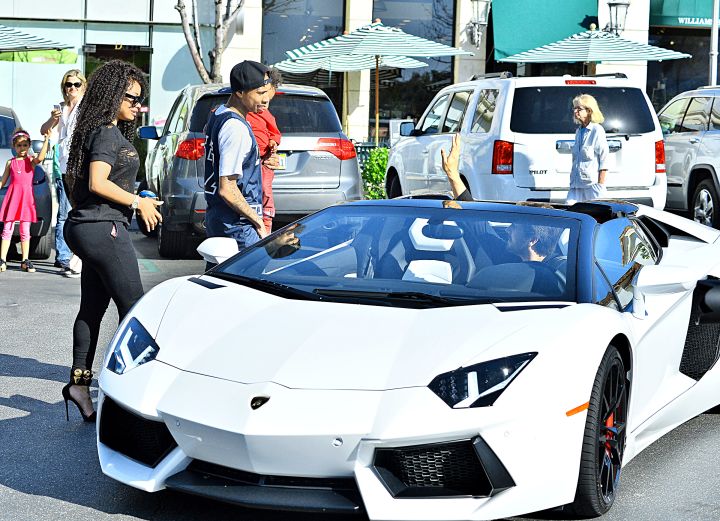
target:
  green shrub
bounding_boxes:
[362,147,388,200]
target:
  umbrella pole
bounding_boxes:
[375,55,380,147]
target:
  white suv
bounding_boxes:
[386,73,667,208]
[658,87,720,228]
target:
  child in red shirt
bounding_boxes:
[247,69,282,233]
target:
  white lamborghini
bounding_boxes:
[96,198,720,520]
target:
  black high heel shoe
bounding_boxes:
[62,369,96,423]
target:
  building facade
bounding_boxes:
[0,0,716,144]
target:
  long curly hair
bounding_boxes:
[66,60,146,200]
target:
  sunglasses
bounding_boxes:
[123,92,145,107]
[64,81,83,89]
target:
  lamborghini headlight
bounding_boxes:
[429,353,537,408]
[106,317,160,375]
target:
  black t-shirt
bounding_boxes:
[68,124,139,225]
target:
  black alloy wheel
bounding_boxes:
[568,345,628,517]
[692,180,720,229]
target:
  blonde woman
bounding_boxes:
[567,94,609,204]
[41,69,87,277]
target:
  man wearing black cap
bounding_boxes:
[203,60,271,256]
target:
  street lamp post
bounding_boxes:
[606,0,631,36]
[467,0,491,49]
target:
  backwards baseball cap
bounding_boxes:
[230,60,270,93]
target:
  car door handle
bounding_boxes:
[688,137,700,144]
[422,149,429,155]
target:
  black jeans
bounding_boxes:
[64,220,144,372]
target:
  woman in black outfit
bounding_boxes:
[62,60,162,421]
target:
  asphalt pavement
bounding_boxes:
[0,229,719,521]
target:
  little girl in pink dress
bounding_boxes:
[0,128,50,272]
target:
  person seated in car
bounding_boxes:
[440,135,562,265]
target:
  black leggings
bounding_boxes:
[64,220,144,372]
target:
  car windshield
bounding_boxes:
[510,86,656,134]
[212,204,580,307]
[189,92,342,134]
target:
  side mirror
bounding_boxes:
[137,126,160,140]
[399,121,416,137]
[31,139,44,154]
[196,237,239,266]
[632,265,696,318]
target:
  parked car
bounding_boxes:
[0,106,52,259]
[657,86,720,228]
[96,197,720,519]
[386,73,667,208]
[138,83,362,258]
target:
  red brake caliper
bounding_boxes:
[605,413,614,453]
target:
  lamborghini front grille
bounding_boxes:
[99,397,177,467]
[372,437,514,498]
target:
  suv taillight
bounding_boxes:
[175,138,205,160]
[492,140,514,174]
[655,140,666,174]
[316,138,357,160]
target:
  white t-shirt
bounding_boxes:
[215,104,253,179]
[57,98,83,174]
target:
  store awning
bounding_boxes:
[493,0,598,60]
[0,24,73,52]
[650,0,716,27]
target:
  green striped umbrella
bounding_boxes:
[274,55,428,74]
[285,22,472,145]
[500,30,691,63]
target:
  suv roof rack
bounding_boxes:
[574,72,628,79]
[469,71,513,81]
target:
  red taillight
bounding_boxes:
[316,138,357,160]
[565,79,596,84]
[655,140,666,174]
[492,140,514,174]
[175,138,205,160]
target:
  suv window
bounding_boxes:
[442,91,472,133]
[420,94,450,134]
[0,114,16,148]
[470,89,498,133]
[658,97,690,135]
[710,97,720,131]
[188,92,343,134]
[510,86,656,134]
[270,94,342,133]
[681,97,710,132]
[594,218,657,309]
[189,94,227,132]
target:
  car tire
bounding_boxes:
[136,180,158,238]
[567,345,627,517]
[29,231,52,260]
[691,179,720,229]
[157,223,188,259]
[387,174,402,199]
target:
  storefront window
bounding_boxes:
[261,0,345,114]
[370,0,455,142]
[647,27,709,110]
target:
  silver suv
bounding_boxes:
[139,83,362,257]
[658,87,720,228]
